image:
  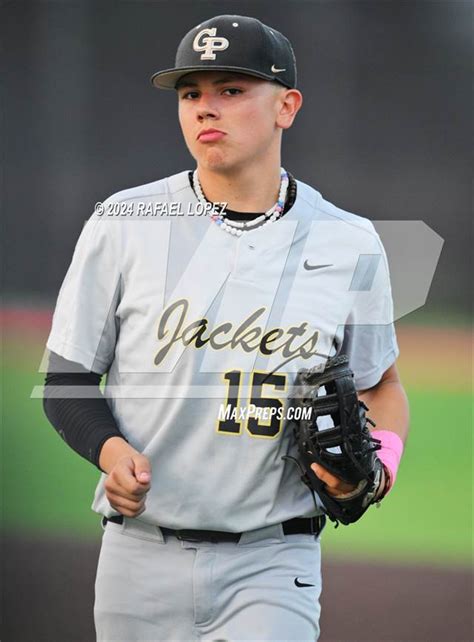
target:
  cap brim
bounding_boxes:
[150,65,282,90]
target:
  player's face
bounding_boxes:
[176,71,289,173]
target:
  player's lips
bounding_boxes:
[197,128,226,142]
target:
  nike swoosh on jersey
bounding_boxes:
[303,260,333,271]
[294,577,315,588]
[271,64,286,73]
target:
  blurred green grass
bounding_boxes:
[1,343,472,566]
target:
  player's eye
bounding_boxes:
[222,87,242,96]
[180,91,200,100]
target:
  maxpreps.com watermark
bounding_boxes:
[218,404,312,422]
[94,201,227,217]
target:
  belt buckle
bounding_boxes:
[175,530,195,542]
[175,529,217,543]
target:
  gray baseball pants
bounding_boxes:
[94,516,323,642]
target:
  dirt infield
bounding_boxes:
[2,532,471,642]
[395,324,472,392]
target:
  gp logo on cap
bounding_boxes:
[193,28,230,60]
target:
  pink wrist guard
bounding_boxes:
[371,430,404,494]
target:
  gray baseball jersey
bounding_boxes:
[46,169,399,531]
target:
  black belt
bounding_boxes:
[102,514,326,542]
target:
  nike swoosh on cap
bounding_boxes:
[303,260,333,271]
[294,577,315,588]
[271,64,286,73]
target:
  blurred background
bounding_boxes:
[1,1,472,641]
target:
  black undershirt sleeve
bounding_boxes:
[42,351,128,472]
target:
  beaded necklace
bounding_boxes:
[192,168,290,236]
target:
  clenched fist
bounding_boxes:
[99,437,152,518]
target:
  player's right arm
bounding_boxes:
[43,351,151,517]
[44,211,151,518]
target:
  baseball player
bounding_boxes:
[43,14,409,642]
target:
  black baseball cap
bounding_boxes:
[150,14,297,90]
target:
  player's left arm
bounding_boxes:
[357,361,409,445]
[312,360,409,498]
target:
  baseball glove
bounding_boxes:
[283,355,384,526]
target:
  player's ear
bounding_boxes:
[275,88,303,130]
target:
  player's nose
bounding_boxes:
[195,93,220,120]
